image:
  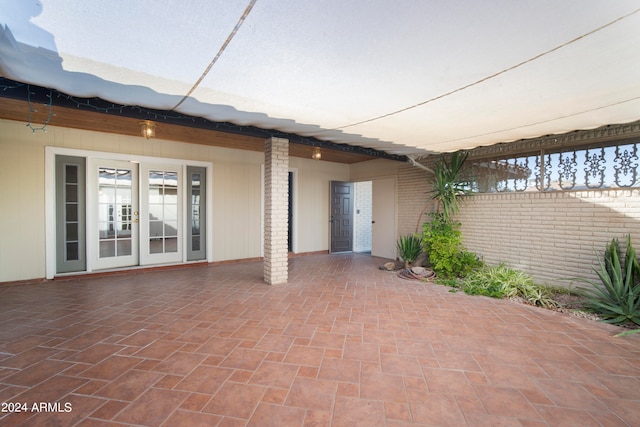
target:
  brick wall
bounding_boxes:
[264,138,289,285]
[455,189,640,287]
[397,163,433,237]
[397,157,640,288]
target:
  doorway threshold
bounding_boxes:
[53,261,208,281]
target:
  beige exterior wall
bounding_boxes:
[0,119,350,282]
[349,158,398,181]
[6,114,635,287]
[290,157,350,253]
[0,122,47,282]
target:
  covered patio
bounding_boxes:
[1,254,639,426]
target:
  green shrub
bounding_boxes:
[421,213,481,279]
[462,264,555,307]
[574,235,640,326]
[396,234,422,270]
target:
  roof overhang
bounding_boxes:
[1,1,640,157]
[0,78,406,163]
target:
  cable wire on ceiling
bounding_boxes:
[331,7,640,132]
[431,94,640,149]
[171,0,258,110]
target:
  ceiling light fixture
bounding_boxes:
[312,146,321,160]
[139,120,156,139]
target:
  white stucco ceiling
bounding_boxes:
[1,0,639,156]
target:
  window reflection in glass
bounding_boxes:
[148,170,179,255]
[98,167,132,258]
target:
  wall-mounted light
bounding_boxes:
[139,120,156,139]
[312,146,321,160]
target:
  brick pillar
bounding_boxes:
[264,137,289,285]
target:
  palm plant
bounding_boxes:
[429,150,471,222]
[575,235,640,326]
[396,234,422,270]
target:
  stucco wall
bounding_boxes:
[0,119,350,282]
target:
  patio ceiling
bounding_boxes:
[1,0,640,158]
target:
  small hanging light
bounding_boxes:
[312,146,321,160]
[139,120,156,140]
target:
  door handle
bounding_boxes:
[330,216,335,224]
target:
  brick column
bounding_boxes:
[264,137,289,284]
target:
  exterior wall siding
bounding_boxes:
[3,115,638,288]
[0,119,350,283]
[290,157,350,253]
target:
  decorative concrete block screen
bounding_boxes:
[462,141,639,193]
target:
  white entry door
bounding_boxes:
[92,160,140,270]
[371,177,396,259]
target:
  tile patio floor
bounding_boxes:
[1,253,639,426]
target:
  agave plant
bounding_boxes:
[396,234,422,270]
[575,235,640,326]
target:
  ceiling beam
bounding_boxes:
[0,78,407,162]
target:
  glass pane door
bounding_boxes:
[141,164,182,265]
[187,166,206,261]
[92,160,139,270]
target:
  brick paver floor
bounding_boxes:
[1,253,639,426]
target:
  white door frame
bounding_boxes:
[90,158,140,270]
[45,147,213,279]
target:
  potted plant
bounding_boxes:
[396,234,422,271]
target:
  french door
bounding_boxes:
[90,159,184,270]
[140,163,183,265]
[92,160,140,270]
[51,151,208,277]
